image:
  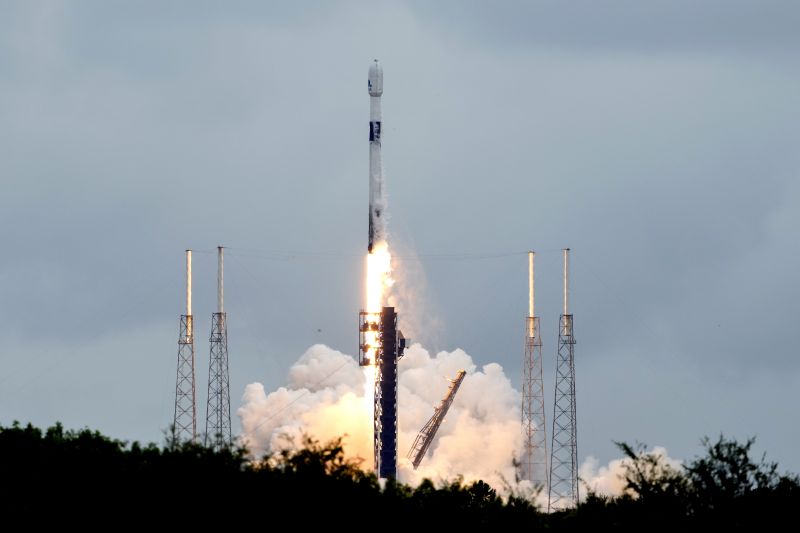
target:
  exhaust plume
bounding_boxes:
[239,343,525,491]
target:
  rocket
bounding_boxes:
[368,59,384,253]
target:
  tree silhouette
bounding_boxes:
[1,421,798,528]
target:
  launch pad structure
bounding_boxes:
[407,370,467,470]
[359,307,407,479]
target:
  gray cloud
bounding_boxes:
[408,0,800,54]
[0,1,797,473]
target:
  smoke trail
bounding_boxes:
[386,242,445,349]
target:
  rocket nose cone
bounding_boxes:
[368,59,383,96]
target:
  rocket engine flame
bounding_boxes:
[362,241,393,366]
[366,242,393,313]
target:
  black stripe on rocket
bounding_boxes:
[370,121,381,143]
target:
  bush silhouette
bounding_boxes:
[1,422,797,528]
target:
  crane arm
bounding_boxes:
[407,370,467,469]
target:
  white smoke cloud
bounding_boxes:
[238,344,371,461]
[238,343,527,493]
[578,446,683,498]
[238,342,684,507]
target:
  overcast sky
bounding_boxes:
[0,1,798,472]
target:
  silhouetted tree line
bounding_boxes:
[0,422,797,528]
[560,437,800,530]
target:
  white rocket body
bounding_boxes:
[368,59,385,253]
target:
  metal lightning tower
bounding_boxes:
[173,249,196,443]
[205,246,231,447]
[548,248,579,510]
[521,251,548,487]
